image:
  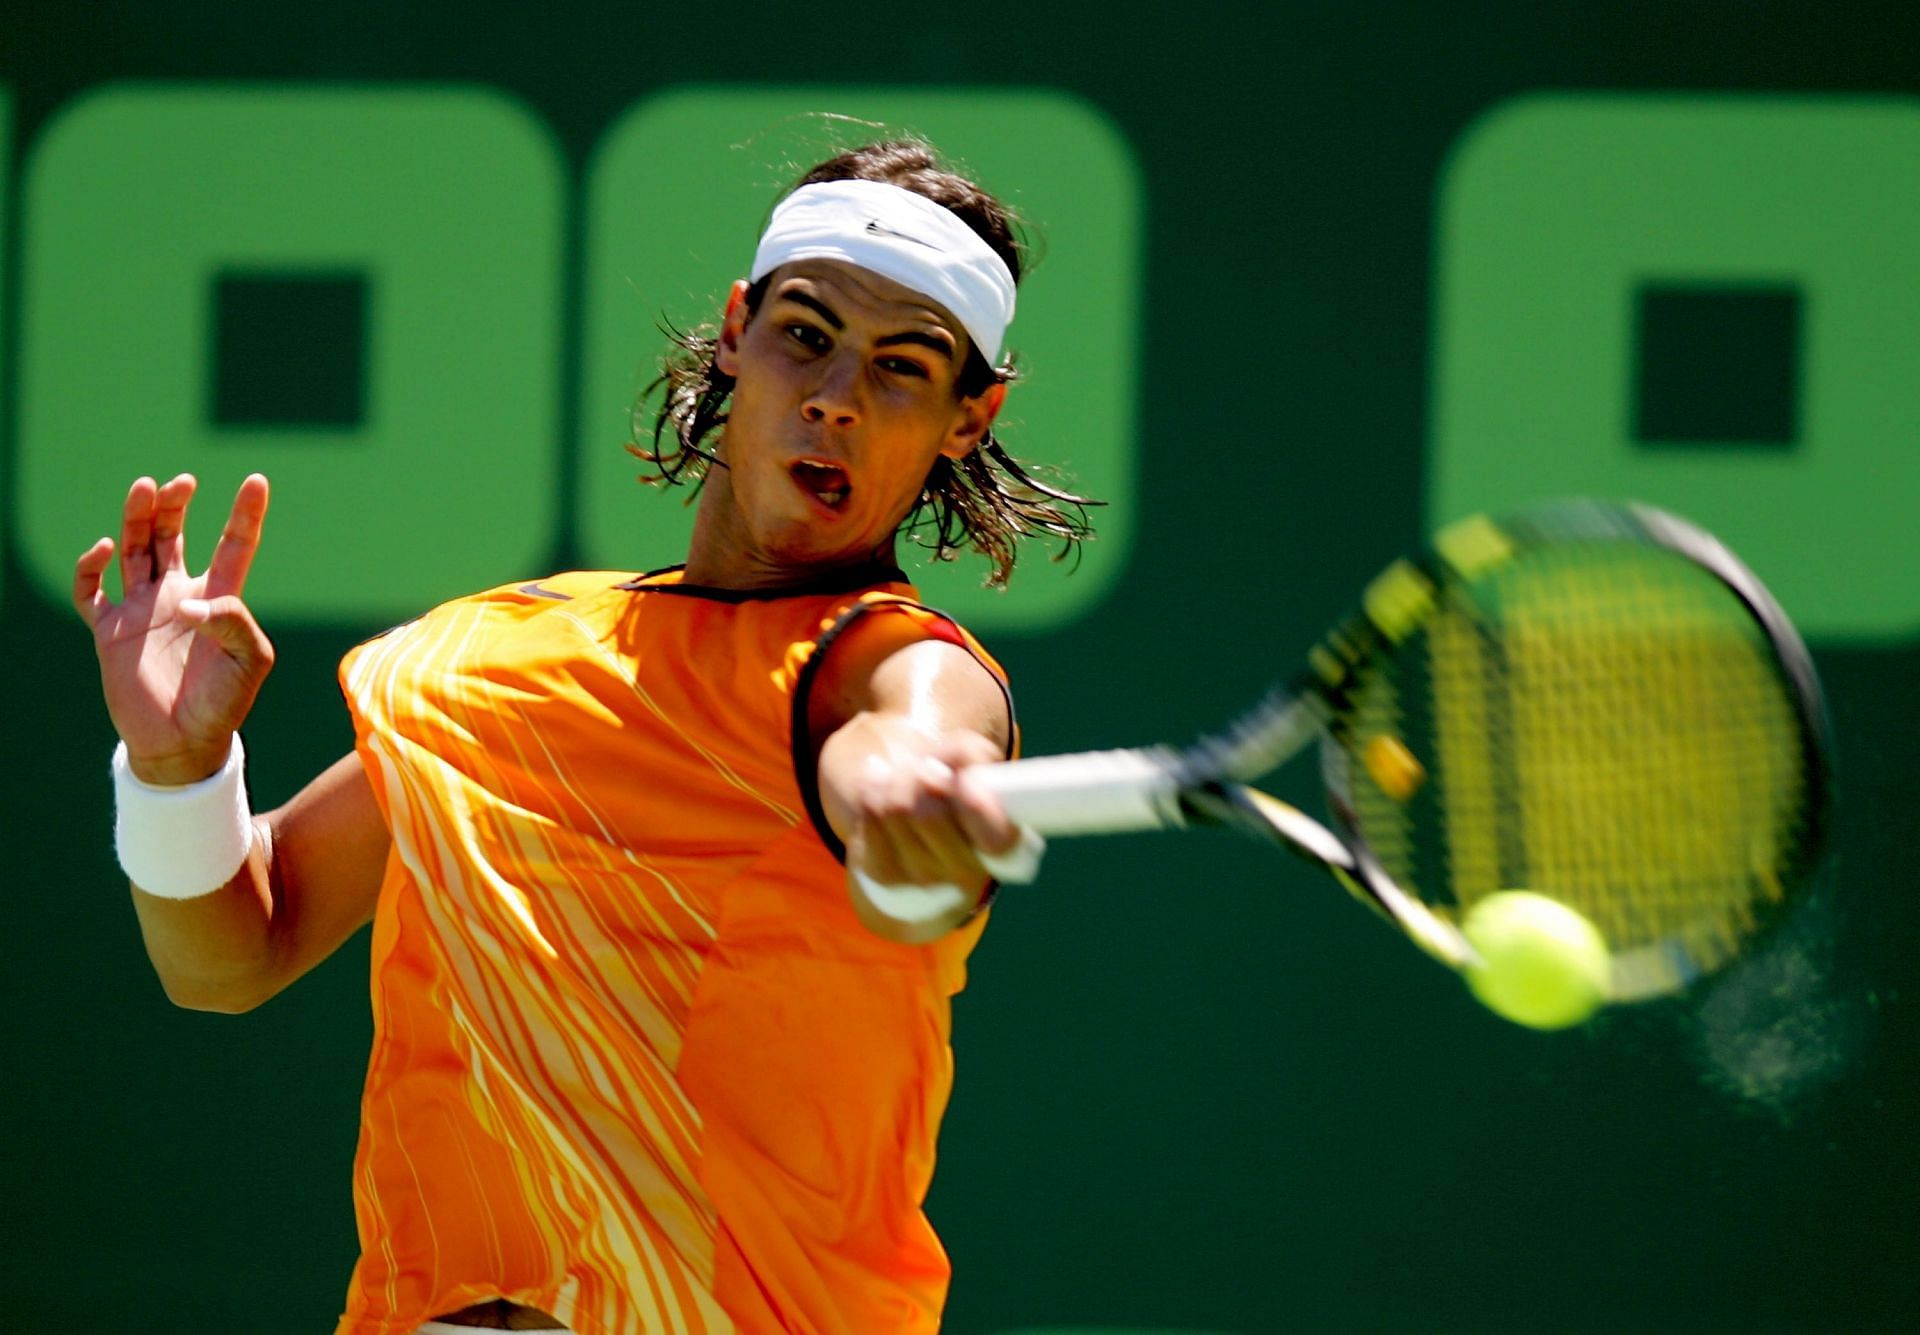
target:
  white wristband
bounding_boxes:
[112,736,254,899]
[850,867,979,931]
[848,824,1044,934]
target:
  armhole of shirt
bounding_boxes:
[788,597,1017,864]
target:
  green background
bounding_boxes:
[2,3,1915,1331]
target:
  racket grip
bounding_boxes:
[964,749,1181,836]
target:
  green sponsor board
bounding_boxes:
[580,87,1140,631]
[1432,95,1920,641]
[17,86,564,621]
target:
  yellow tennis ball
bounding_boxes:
[1362,734,1426,802]
[1461,891,1610,1030]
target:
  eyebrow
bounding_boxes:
[775,289,957,362]
[876,330,957,361]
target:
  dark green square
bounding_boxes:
[209,270,368,429]
[1633,285,1800,447]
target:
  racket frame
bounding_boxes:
[971,500,1833,1000]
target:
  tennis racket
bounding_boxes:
[969,500,1832,1006]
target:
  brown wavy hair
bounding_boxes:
[631,139,1100,588]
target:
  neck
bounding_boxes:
[680,544,903,592]
[681,476,900,592]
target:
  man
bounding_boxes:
[73,142,1093,1333]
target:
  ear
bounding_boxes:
[940,381,1007,460]
[714,278,752,378]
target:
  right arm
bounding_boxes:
[127,752,388,1013]
[75,473,389,1013]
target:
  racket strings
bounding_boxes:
[1343,542,1810,971]
[1492,551,1800,952]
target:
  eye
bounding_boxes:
[785,323,829,352]
[877,356,930,380]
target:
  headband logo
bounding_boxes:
[865,219,942,251]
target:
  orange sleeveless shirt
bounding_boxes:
[333,569,1008,1335]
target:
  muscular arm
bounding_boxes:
[131,752,389,1013]
[812,615,1021,945]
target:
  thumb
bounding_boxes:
[179,594,275,670]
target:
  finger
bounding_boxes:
[177,594,275,673]
[927,732,1021,851]
[869,757,987,885]
[204,473,270,598]
[118,476,158,592]
[149,472,198,576]
[951,763,1046,883]
[72,537,116,628]
[951,762,1021,858]
[855,756,949,883]
[878,816,966,886]
[904,757,994,874]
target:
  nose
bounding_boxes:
[801,354,861,427]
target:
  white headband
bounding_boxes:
[749,179,1017,365]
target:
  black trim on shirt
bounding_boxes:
[788,598,1018,865]
[617,563,911,603]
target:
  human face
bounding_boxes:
[688,259,1005,588]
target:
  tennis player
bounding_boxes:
[74,142,1093,1333]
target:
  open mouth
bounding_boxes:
[790,459,852,512]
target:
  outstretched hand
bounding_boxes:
[845,730,1021,893]
[73,473,275,786]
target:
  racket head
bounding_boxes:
[1310,500,1831,1002]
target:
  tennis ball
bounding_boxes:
[1461,891,1610,1031]
[1362,734,1426,802]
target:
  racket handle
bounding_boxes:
[965,749,1182,836]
